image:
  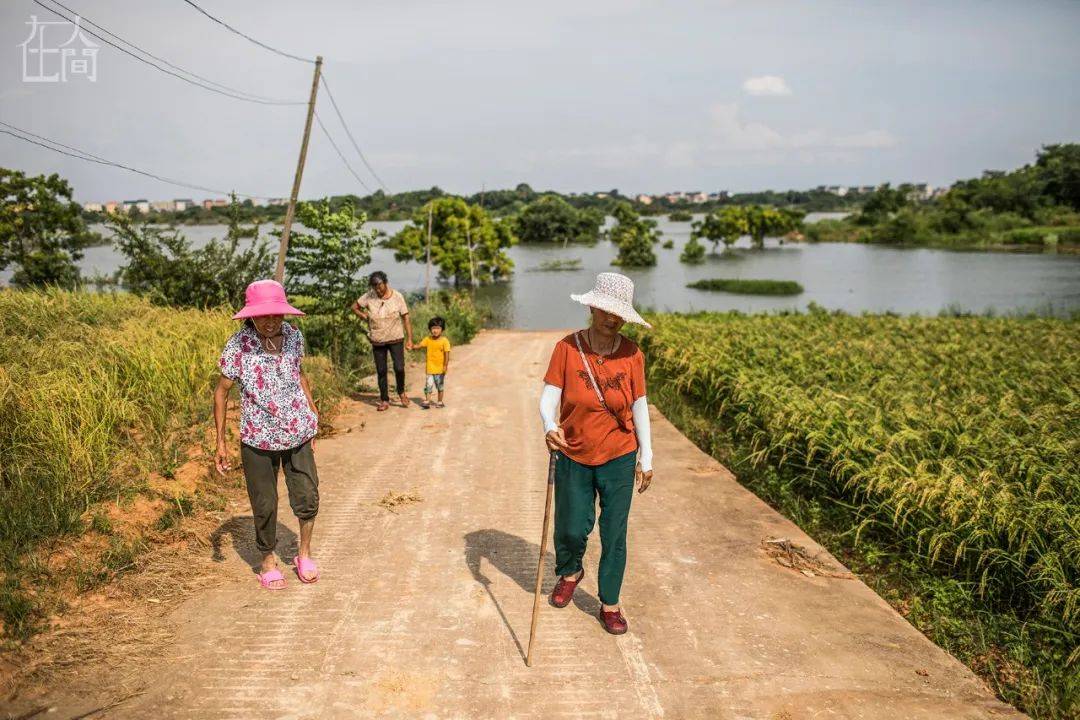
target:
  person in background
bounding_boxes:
[213,279,321,590]
[351,271,414,411]
[411,315,451,409]
[538,272,654,635]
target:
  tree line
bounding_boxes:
[805,144,1080,248]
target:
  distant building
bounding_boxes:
[689,192,709,204]
[707,191,729,201]
[268,198,289,207]
[122,199,150,214]
[635,194,654,205]
[907,183,932,201]
[173,198,194,212]
[595,192,609,199]
[82,202,103,212]
[664,192,687,203]
[104,201,119,214]
[251,197,268,207]
[202,198,229,210]
[824,185,848,196]
[150,200,175,213]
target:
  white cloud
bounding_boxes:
[742,75,792,97]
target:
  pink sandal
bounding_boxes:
[258,568,286,590]
[294,556,319,584]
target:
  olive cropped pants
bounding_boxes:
[553,450,636,606]
[240,440,319,553]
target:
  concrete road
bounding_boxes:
[121,330,1023,719]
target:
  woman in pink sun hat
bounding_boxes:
[212,279,322,590]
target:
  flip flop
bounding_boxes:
[376,401,390,412]
[294,556,319,584]
[258,568,286,590]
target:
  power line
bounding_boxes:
[178,0,315,64]
[43,0,296,103]
[314,111,372,194]
[319,72,391,194]
[32,0,306,106]
[0,120,269,199]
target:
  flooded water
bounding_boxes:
[10,213,1079,328]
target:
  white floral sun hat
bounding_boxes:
[570,272,652,328]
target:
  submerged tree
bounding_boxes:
[609,202,659,267]
[679,235,706,264]
[692,206,748,252]
[743,206,801,248]
[0,169,98,288]
[390,197,516,287]
[514,196,604,246]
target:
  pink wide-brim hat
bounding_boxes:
[232,279,305,320]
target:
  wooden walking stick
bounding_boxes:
[526,450,557,667]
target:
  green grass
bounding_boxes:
[0,289,236,564]
[686,278,804,295]
[631,309,1080,718]
[532,258,583,272]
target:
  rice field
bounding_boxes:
[634,310,1079,710]
[0,290,239,564]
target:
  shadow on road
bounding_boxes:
[464,528,602,661]
[210,515,299,572]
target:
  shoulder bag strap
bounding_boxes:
[573,331,628,430]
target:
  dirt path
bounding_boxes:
[104,330,1021,719]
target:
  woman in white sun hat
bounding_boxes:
[538,272,654,635]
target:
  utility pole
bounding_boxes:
[425,204,433,302]
[274,55,323,283]
[466,223,477,288]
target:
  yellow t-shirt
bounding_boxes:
[419,335,451,374]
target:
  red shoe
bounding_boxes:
[549,570,584,608]
[599,608,628,635]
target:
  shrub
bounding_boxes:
[109,197,272,309]
[407,291,486,346]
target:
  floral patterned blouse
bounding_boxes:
[218,322,318,451]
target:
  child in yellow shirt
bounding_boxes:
[410,316,451,409]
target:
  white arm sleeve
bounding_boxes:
[632,396,653,472]
[539,383,562,433]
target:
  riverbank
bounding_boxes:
[631,309,1079,719]
[806,217,1080,253]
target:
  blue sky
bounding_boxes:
[2,0,1078,201]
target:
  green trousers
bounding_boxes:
[553,450,636,606]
